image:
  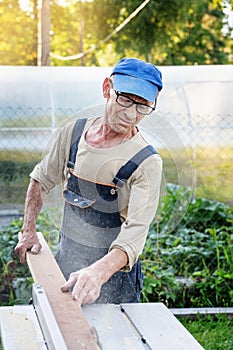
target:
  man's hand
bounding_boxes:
[14,231,42,264]
[61,267,103,306]
[61,248,128,305]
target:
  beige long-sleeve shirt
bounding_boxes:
[31,117,162,270]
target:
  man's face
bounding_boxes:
[105,86,151,134]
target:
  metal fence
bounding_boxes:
[1,105,232,207]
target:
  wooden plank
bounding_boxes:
[26,232,100,350]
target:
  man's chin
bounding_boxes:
[111,122,132,134]
[116,117,135,129]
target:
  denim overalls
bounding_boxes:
[55,118,157,303]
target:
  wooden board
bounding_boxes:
[26,232,100,350]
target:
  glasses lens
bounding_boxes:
[117,94,133,107]
[137,105,153,115]
[137,105,152,114]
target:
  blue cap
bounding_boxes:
[111,58,163,102]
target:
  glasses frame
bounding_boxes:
[115,90,156,115]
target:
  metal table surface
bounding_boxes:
[83,303,204,350]
[0,302,204,350]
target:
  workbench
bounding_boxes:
[0,233,204,349]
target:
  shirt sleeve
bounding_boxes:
[109,154,162,271]
[30,120,75,193]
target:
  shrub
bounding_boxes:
[141,184,233,307]
[0,213,59,306]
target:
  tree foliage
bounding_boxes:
[0,0,37,65]
[103,0,230,65]
[0,0,232,66]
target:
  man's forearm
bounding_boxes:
[15,178,46,263]
[22,178,46,233]
[90,248,128,285]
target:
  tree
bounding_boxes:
[50,0,99,66]
[38,0,51,65]
[0,0,37,65]
[169,0,229,65]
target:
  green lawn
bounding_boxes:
[160,146,233,205]
[180,314,233,350]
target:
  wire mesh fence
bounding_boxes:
[1,105,232,206]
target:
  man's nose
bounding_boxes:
[124,104,138,119]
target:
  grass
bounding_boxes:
[0,113,73,128]
[193,146,233,205]
[0,149,42,162]
[0,153,40,204]
[180,314,233,350]
[159,146,233,205]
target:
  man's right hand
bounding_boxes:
[14,231,42,264]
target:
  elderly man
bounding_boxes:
[15,57,163,305]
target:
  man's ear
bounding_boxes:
[102,77,112,98]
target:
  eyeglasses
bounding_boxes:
[115,91,156,115]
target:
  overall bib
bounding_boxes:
[55,118,157,304]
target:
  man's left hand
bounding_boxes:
[61,267,102,305]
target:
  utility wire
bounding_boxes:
[50,0,151,61]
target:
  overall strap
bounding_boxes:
[113,145,158,187]
[67,118,87,169]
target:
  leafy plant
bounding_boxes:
[0,218,29,305]
[140,264,182,306]
[0,212,59,306]
[141,184,233,307]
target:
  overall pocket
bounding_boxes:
[63,189,96,208]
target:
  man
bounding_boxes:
[15,57,163,305]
